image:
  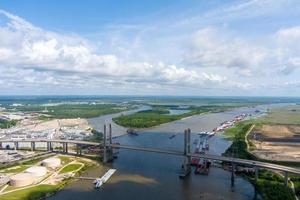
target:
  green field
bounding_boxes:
[12,104,127,119]
[0,119,17,129]
[57,156,73,165]
[255,105,300,124]
[0,165,29,173]
[223,121,256,159]
[0,184,59,200]
[59,163,82,174]
[113,105,232,128]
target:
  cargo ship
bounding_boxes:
[213,114,248,132]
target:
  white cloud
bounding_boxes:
[1,1,300,96]
[0,10,250,95]
[183,27,269,74]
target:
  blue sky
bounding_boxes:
[1,0,300,96]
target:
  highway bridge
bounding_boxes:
[0,124,299,186]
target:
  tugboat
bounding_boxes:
[127,128,138,136]
[169,134,176,139]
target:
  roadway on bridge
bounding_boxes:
[0,139,299,175]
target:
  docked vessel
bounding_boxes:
[127,128,138,136]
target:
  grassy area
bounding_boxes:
[12,104,127,119]
[255,105,300,124]
[113,105,233,128]
[113,109,182,128]
[290,176,300,197]
[59,163,82,174]
[0,184,59,200]
[0,165,29,173]
[223,121,256,160]
[57,155,73,165]
[0,119,17,129]
[223,121,297,200]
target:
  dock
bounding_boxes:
[76,169,116,188]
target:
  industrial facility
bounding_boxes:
[42,157,61,169]
[8,157,61,188]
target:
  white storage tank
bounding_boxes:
[42,157,61,168]
[25,166,47,178]
[10,173,34,187]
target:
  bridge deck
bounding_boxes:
[109,144,300,175]
[0,139,299,175]
[0,139,100,146]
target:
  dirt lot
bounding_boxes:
[250,124,300,162]
[255,124,300,138]
[25,118,90,132]
[251,141,300,161]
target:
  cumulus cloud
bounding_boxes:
[183,27,268,72]
[0,9,251,94]
[182,26,300,78]
[1,1,300,95]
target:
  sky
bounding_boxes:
[0,0,300,96]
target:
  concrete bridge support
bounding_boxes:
[0,142,2,149]
[231,162,235,188]
[103,124,113,163]
[47,142,52,152]
[76,144,82,155]
[14,141,18,150]
[284,171,288,186]
[255,167,259,183]
[103,124,108,163]
[65,143,68,154]
[254,167,259,183]
[108,124,113,160]
[180,129,191,178]
[31,142,35,151]
[62,142,68,154]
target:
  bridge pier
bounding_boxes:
[14,141,18,150]
[0,142,2,149]
[103,124,113,163]
[108,124,113,160]
[65,143,68,154]
[231,162,235,188]
[254,166,259,183]
[180,129,191,178]
[62,142,68,154]
[47,142,52,152]
[31,142,35,151]
[76,144,82,155]
[284,171,288,186]
[103,124,108,163]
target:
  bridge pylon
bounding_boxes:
[180,129,191,178]
[103,124,114,163]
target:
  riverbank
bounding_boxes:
[223,121,299,200]
[112,105,234,128]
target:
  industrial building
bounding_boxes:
[25,166,47,178]
[10,173,34,187]
[42,157,61,168]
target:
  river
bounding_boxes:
[48,104,283,200]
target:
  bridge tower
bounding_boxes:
[180,128,191,178]
[103,124,113,163]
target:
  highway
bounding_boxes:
[109,144,300,175]
[0,139,100,146]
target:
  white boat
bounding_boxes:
[94,169,116,188]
